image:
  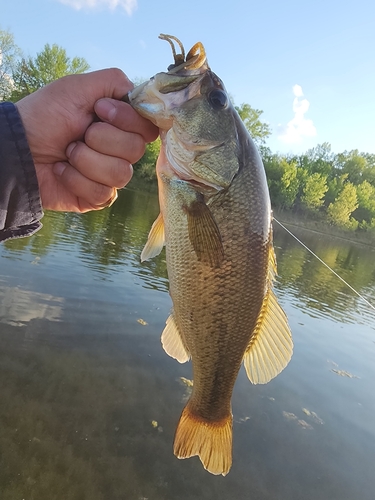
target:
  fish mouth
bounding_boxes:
[126,71,206,130]
[125,34,210,124]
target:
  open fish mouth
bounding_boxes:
[122,34,209,105]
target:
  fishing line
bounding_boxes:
[273,218,375,312]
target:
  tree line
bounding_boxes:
[134,137,375,235]
[261,143,375,231]
[2,27,374,235]
[0,28,89,102]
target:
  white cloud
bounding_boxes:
[278,84,317,144]
[292,84,303,97]
[57,0,137,15]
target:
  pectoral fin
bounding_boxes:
[141,213,165,262]
[161,313,190,363]
[243,247,293,384]
[185,201,224,268]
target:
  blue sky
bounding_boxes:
[2,0,375,155]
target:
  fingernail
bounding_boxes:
[66,142,77,158]
[95,99,116,122]
[53,163,67,177]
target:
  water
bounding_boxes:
[0,187,374,500]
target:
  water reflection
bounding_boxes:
[0,187,374,499]
[273,223,375,325]
[0,286,63,326]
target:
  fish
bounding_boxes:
[126,34,293,476]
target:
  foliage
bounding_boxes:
[2,28,375,236]
[263,152,299,209]
[305,142,335,176]
[325,173,348,205]
[354,180,375,227]
[10,43,89,101]
[262,142,375,234]
[300,172,328,211]
[0,28,21,101]
[335,149,368,185]
[133,137,160,182]
[327,182,359,228]
[235,103,271,145]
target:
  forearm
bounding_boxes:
[0,102,43,242]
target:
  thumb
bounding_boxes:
[76,68,134,103]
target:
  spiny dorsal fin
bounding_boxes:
[161,313,190,363]
[141,213,165,262]
[185,200,224,268]
[243,245,293,384]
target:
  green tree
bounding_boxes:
[335,150,367,185]
[362,153,375,185]
[134,137,161,182]
[0,28,21,101]
[325,173,348,206]
[262,151,300,209]
[300,172,328,210]
[327,182,358,228]
[305,142,335,176]
[278,159,299,208]
[235,103,271,145]
[11,43,89,101]
[354,180,375,226]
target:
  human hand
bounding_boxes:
[16,68,158,212]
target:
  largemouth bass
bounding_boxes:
[126,34,293,476]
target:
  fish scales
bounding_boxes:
[127,34,293,476]
[164,131,270,419]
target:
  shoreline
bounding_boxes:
[273,210,375,248]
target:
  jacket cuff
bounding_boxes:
[0,102,43,242]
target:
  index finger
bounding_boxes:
[94,98,159,144]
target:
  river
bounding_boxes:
[0,186,374,500]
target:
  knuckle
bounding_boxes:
[111,159,131,188]
[93,182,112,204]
[128,134,146,163]
[85,122,104,146]
[68,142,85,165]
[108,67,127,81]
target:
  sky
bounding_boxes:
[1,0,375,155]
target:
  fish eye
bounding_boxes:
[208,89,228,110]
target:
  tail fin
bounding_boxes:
[173,405,233,476]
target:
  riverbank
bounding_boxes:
[274,209,375,248]
[127,174,375,248]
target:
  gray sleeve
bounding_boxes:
[0,102,43,242]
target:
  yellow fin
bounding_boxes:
[161,313,190,363]
[141,213,165,262]
[186,201,224,268]
[243,287,293,384]
[174,405,233,476]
